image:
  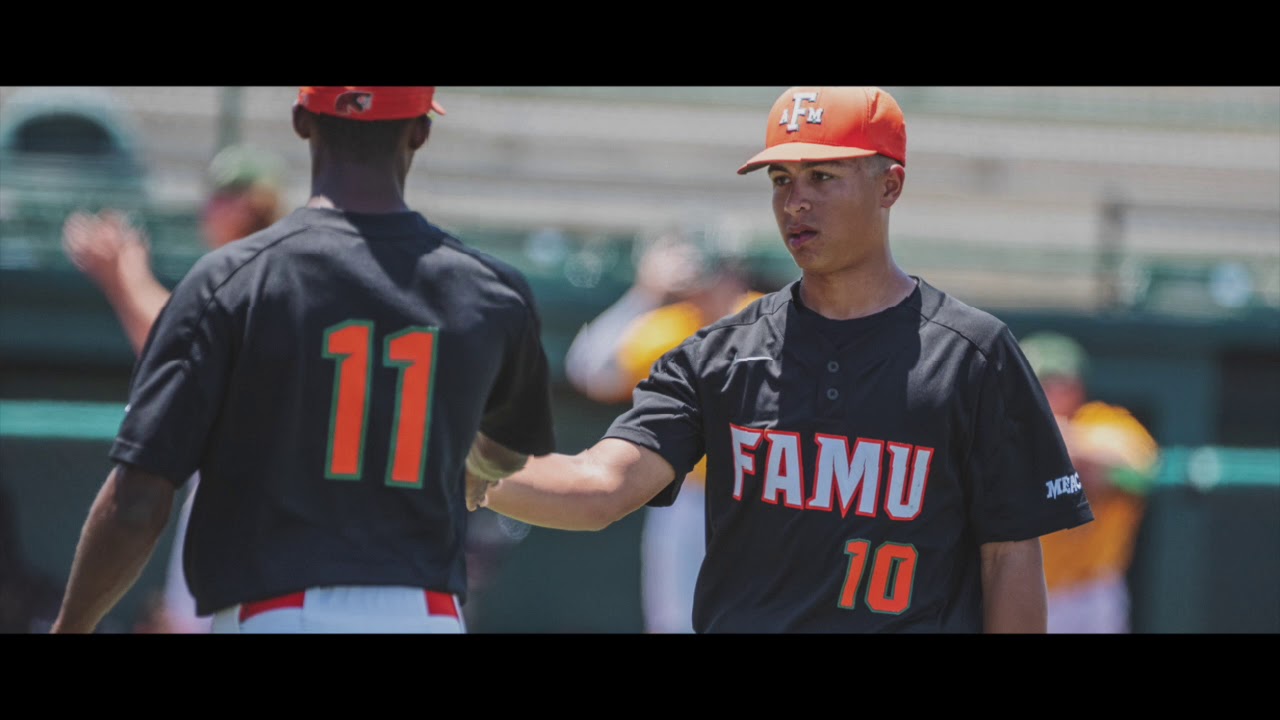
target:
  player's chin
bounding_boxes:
[785,247,828,273]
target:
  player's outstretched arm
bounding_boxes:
[483,438,677,532]
[51,465,176,633]
[979,538,1049,633]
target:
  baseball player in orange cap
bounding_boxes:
[477,87,1093,633]
[53,87,556,633]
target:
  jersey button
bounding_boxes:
[826,388,839,400]
[827,360,839,373]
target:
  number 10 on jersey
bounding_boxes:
[323,321,439,488]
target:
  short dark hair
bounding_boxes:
[311,113,421,159]
[859,154,900,176]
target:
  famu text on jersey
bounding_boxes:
[729,424,933,521]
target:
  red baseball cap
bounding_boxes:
[737,87,906,174]
[296,86,446,121]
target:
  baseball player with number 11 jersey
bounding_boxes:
[53,87,555,634]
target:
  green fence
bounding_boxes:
[1130,447,1280,633]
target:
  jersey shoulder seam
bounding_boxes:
[905,285,1010,470]
[681,291,792,362]
[183,226,313,348]
[902,288,1005,364]
[437,232,540,313]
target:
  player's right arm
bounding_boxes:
[51,464,176,633]
[483,438,678,531]
[57,242,239,632]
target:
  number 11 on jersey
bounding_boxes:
[323,321,440,488]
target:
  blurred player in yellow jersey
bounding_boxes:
[564,228,767,632]
[1019,332,1160,634]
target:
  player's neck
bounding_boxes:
[798,262,917,321]
[307,167,412,214]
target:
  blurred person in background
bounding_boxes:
[62,144,285,356]
[1019,331,1160,634]
[60,143,285,633]
[564,228,766,633]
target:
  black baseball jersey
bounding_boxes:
[110,208,555,616]
[605,278,1093,633]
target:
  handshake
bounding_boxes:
[465,432,528,511]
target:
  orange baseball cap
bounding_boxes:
[737,87,905,174]
[296,86,446,121]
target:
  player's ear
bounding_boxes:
[881,163,905,208]
[408,114,431,151]
[292,104,314,141]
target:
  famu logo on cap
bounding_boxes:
[779,91,823,132]
[738,87,907,174]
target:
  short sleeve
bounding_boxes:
[108,264,234,485]
[604,340,706,507]
[479,305,556,457]
[966,327,1094,544]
